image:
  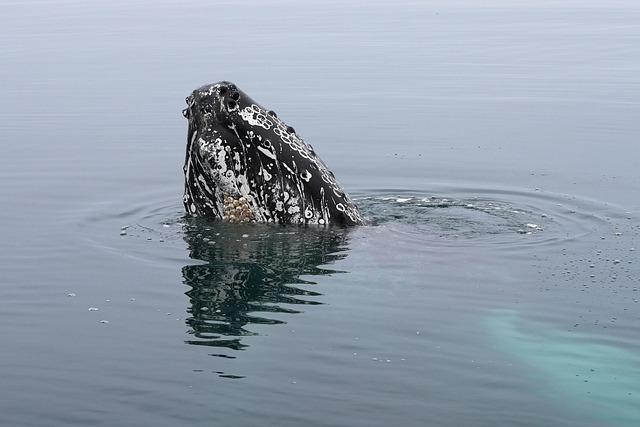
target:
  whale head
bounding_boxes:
[182,81,363,225]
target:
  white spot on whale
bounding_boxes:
[287,206,300,214]
[300,170,312,182]
[257,145,277,160]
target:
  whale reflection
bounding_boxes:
[181,219,353,350]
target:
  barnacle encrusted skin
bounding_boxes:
[222,194,255,224]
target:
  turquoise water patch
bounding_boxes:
[486,310,640,427]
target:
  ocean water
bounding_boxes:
[1,1,639,426]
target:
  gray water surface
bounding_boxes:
[1,1,639,426]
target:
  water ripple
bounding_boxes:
[77,184,636,354]
[355,187,617,251]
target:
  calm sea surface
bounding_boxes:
[1,1,639,426]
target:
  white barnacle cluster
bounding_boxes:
[240,104,273,130]
[273,126,311,160]
[222,195,254,223]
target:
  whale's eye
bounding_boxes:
[219,86,227,95]
[267,110,277,118]
[227,100,237,110]
[286,126,296,134]
[230,90,240,100]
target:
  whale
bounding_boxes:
[182,81,364,226]
[486,310,640,426]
